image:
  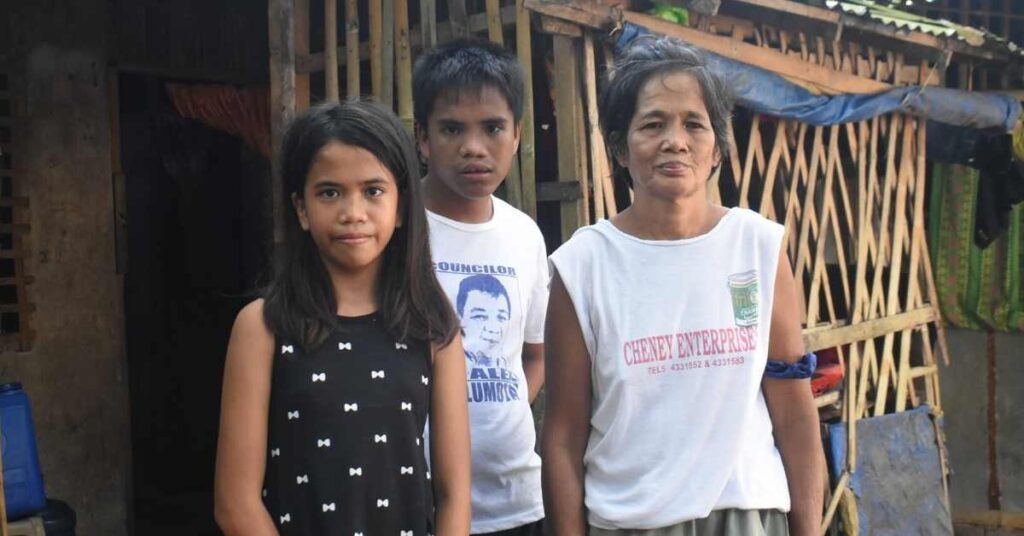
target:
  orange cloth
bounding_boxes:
[166,83,272,158]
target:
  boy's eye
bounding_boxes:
[440,125,461,135]
[487,124,504,135]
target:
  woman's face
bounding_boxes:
[617,71,721,200]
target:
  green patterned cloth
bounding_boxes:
[928,164,1024,332]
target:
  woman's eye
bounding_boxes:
[686,121,706,130]
[642,122,662,130]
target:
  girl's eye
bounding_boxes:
[319,189,340,199]
[366,186,386,198]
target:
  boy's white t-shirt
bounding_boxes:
[427,196,548,533]
[548,208,791,529]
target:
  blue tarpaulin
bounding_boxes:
[616,22,1021,133]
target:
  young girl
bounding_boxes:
[214,100,472,536]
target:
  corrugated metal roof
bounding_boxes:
[821,0,1022,57]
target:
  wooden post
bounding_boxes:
[486,0,504,44]
[553,35,583,241]
[516,0,538,218]
[346,0,360,96]
[396,0,413,132]
[325,0,340,101]
[270,0,297,244]
[582,35,608,220]
[370,0,383,98]
[381,0,396,108]
[448,0,469,39]
[295,0,311,111]
[420,0,437,48]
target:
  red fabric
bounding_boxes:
[166,83,272,158]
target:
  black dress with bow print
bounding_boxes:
[262,313,434,535]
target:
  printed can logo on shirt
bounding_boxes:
[727,270,759,327]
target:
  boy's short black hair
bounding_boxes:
[413,39,525,127]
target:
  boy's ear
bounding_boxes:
[512,122,523,154]
[416,124,430,163]
[292,192,310,231]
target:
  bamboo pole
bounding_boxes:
[370,0,383,98]
[295,0,311,111]
[325,0,340,101]
[582,36,606,220]
[420,0,437,48]
[486,0,504,44]
[516,0,538,218]
[396,0,413,132]
[448,0,469,39]
[381,0,395,108]
[346,0,360,96]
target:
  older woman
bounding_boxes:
[542,37,825,536]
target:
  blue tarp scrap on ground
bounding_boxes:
[828,406,953,536]
[615,22,1021,132]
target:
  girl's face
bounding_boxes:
[617,71,721,200]
[293,141,402,277]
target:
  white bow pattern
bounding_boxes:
[371,370,385,379]
[270,448,280,457]
[281,345,294,354]
[421,375,429,385]
[280,514,290,523]
[322,502,336,512]
[296,474,309,484]
[374,434,387,443]
[317,438,331,448]
[395,342,408,350]
[349,467,362,476]
[343,403,358,412]
[401,402,412,411]
[312,372,326,382]
[401,466,414,475]
[402,531,414,536]
[338,342,352,350]
[416,438,421,446]
[287,410,299,420]
[377,499,389,508]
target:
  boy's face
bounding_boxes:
[418,86,521,200]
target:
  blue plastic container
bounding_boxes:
[0,382,46,519]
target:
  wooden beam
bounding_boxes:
[516,0,538,219]
[486,0,504,44]
[325,0,340,101]
[295,0,311,110]
[801,306,937,352]
[420,0,437,48]
[381,0,395,108]
[448,0,469,39]
[370,0,383,98]
[539,15,583,37]
[269,0,297,244]
[553,35,583,241]
[396,0,413,132]
[346,0,360,96]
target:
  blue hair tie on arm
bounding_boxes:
[764,352,817,379]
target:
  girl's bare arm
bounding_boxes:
[430,334,472,535]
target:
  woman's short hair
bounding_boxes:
[598,36,734,185]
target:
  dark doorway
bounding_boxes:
[119,72,270,535]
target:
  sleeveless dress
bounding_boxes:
[262,313,435,535]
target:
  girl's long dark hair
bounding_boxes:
[263,99,459,350]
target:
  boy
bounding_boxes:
[414,40,547,536]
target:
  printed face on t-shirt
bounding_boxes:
[460,289,510,364]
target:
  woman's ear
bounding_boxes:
[292,192,310,231]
